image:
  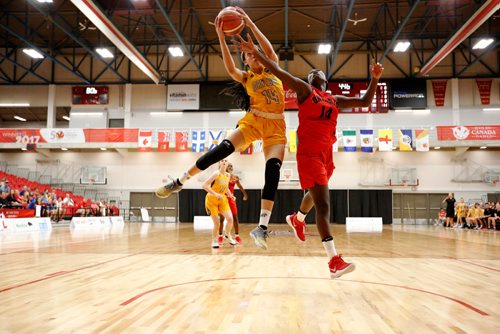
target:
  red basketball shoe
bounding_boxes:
[235,235,242,244]
[328,255,355,279]
[286,213,306,242]
[218,235,224,246]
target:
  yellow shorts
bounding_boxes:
[205,194,230,216]
[237,112,287,150]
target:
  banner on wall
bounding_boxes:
[360,129,373,152]
[0,209,35,218]
[415,129,429,152]
[436,125,500,141]
[431,80,447,106]
[398,129,413,151]
[191,130,206,152]
[208,130,223,151]
[475,80,492,105]
[167,84,200,110]
[389,79,427,109]
[283,84,298,110]
[138,130,152,152]
[0,128,139,144]
[175,131,189,152]
[342,130,357,152]
[157,130,170,152]
[378,129,393,151]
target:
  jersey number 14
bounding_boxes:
[319,106,333,119]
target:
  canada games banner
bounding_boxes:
[436,125,500,141]
[0,129,139,144]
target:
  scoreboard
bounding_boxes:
[328,81,389,113]
[72,86,109,105]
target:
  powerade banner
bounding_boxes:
[389,79,427,109]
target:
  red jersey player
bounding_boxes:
[234,34,383,278]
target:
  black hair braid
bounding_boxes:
[220,81,251,112]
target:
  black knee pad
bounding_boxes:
[195,139,235,171]
[262,158,282,201]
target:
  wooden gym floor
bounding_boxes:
[0,223,498,333]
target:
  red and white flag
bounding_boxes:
[157,130,170,152]
[175,131,189,152]
[138,130,152,152]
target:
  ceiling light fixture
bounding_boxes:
[317,44,332,54]
[14,115,27,122]
[168,46,184,57]
[95,48,114,58]
[0,103,30,107]
[62,115,70,121]
[472,38,494,49]
[394,41,411,52]
[22,48,44,59]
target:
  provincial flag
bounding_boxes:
[191,130,206,152]
[342,130,357,152]
[240,143,253,155]
[415,129,429,152]
[378,129,393,151]
[360,129,373,152]
[289,130,297,153]
[209,130,223,151]
[138,130,152,152]
[157,130,170,152]
[398,129,413,151]
[175,131,189,152]
[253,140,263,153]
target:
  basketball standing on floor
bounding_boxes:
[156,7,286,250]
[203,160,237,248]
[234,34,384,278]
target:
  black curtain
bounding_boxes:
[348,189,392,224]
[179,189,391,224]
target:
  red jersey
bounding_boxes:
[297,87,339,154]
[228,179,236,195]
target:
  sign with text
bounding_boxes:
[437,125,500,141]
[283,84,298,110]
[328,81,389,113]
[72,86,109,105]
[431,80,447,106]
[0,217,52,233]
[0,128,139,144]
[167,84,200,110]
[389,79,427,109]
[475,79,492,105]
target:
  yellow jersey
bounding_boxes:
[243,68,285,114]
[209,172,230,196]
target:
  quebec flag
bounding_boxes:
[191,130,206,152]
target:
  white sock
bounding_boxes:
[178,172,192,185]
[258,209,272,228]
[322,239,338,259]
[296,211,306,222]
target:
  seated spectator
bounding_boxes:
[6,189,22,207]
[0,191,9,208]
[27,195,37,210]
[62,193,74,207]
[0,180,10,193]
[19,186,29,196]
[437,208,446,226]
[482,203,494,230]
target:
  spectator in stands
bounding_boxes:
[6,189,21,207]
[27,195,37,210]
[62,193,74,207]
[0,191,8,208]
[442,193,456,228]
[19,186,29,196]
[0,180,10,193]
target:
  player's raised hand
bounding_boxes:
[233,6,252,26]
[231,34,256,54]
[370,59,384,79]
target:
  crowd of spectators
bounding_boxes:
[438,194,499,230]
[0,173,119,222]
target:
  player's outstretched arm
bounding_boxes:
[336,59,383,109]
[234,7,278,63]
[233,34,311,103]
[215,17,244,83]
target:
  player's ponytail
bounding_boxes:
[220,82,251,111]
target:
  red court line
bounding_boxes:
[455,259,500,273]
[0,253,138,294]
[119,276,489,316]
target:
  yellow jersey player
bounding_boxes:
[156,7,285,250]
[203,160,237,248]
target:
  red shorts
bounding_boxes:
[296,149,335,190]
[228,198,238,216]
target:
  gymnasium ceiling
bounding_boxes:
[0,0,499,85]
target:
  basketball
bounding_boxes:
[217,7,245,36]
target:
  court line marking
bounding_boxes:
[455,259,500,273]
[119,276,489,316]
[0,253,139,294]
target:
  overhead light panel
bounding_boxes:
[472,38,494,49]
[434,146,441,150]
[482,108,500,111]
[96,48,114,58]
[0,103,30,107]
[71,112,104,116]
[479,146,487,149]
[61,147,68,151]
[100,147,107,151]
[36,0,53,2]
[62,115,70,121]
[168,46,184,57]
[149,112,183,116]
[394,41,411,52]
[318,44,332,54]
[23,49,44,59]
[14,115,27,122]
